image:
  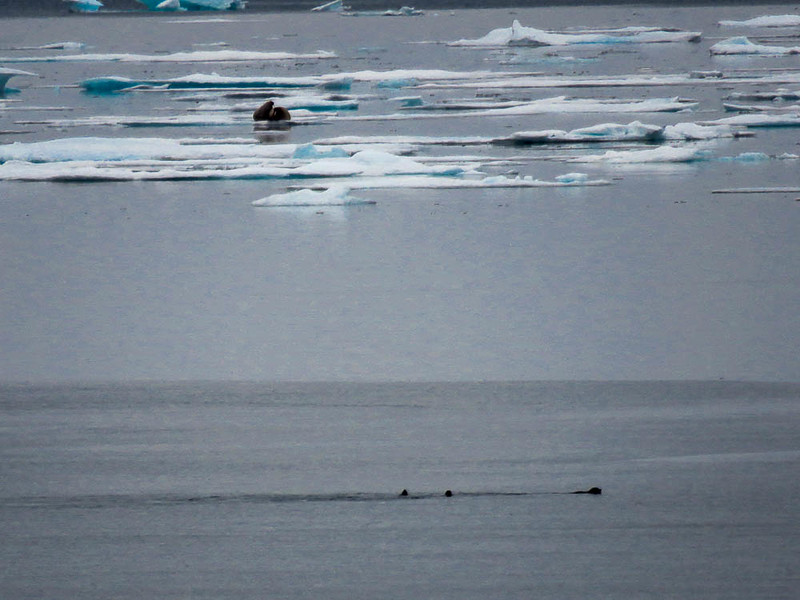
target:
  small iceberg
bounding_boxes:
[0,67,37,94]
[719,15,800,28]
[311,0,345,12]
[64,0,103,12]
[252,185,374,207]
[451,20,701,47]
[710,37,800,55]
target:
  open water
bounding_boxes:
[2,3,800,597]
[2,380,800,598]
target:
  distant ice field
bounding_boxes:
[2,4,800,381]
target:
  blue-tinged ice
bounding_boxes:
[451,20,701,47]
[65,0,103,12]
[292,144,350,159]
[376,78,418,89]
[717,152,770,163]
[252,185,374,207]
[719,15,800,28]
[555,172,590,184]
[0,68,37,94]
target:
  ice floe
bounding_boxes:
[2,50,336,63]
[723,101,800,113]
[451,20,701,47]
[719,15,800,28]
[703,112,800,128]
[569,146,710,164]
[726,89,800,102]
[339,97,697,122]
[503,121,737,144]
[710,37,800,56]
[136,0,245,10]
[253,185,373,207]
[0,143,466,182]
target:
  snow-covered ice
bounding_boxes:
[710,37,800,56]
[451,20,701,47]
[719,15,800,28]
[569,146,711,164]
[253,185,374,207]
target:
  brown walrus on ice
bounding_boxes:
[253,100,291,122]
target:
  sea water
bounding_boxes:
[2,3,800,597]
[2,380,800,599]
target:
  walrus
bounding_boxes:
[572,487,602,495]
[253,100,291,122]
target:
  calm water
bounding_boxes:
[2,380,800,598]
[2,6,800,596]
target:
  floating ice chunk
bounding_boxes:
[662,122,737,140]
[0,136,295,163]
[450,19,700,47]
[705,112,800,127]
[252,185,373,207]
[570,146,711,164]
[723,101,800,113]
[315,173,611,190]
[292,144,349,159]
[727,89,800,102]
[555,172,589,184]
[506,121,665,144]
[717,152,770,162]
[291,149,464,177]
[376,78,418,89]
[340,97,696,122]
[0,67,37,93]
[29,41,87,50]
[719,15,800,28]
[381,6,423,16]
[65,0,103,12]
[311,0,344,11]
[710,37,800,55]
[137,0,244,9]
[340,5,422,16]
